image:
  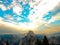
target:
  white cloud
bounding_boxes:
[4,14,14,21]
[28,0,60,29]
[8,0,23,15]
[0,17,3,21]
[0,4,7,11]
[28,0,60,23]
[48,13,60,24]
[13,5,22,15]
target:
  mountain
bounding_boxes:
[48,32,60,43]
[19,31,42,45]
[0,31,51,45]
[48,36,60,45]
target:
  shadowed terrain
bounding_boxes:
[0,31,60,45]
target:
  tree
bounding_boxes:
[42,36,49,45]
[35,39,42,45]
[6,40,9,45]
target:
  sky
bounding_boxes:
[0,0,60,35]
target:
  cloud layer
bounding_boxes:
[0,0,60,34]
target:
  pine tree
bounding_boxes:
[42,36,49,45]
[35,39,42,45]
[6,40,9,45]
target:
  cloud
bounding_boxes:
[0,0,60,34]
[43,6,60,22]
[0,4,7,11]
[12,0,22,15]
[28,0,60,21]
[50,20,60,26]
[0,20,60,34]
[48,13,60,24]
[13,5,22,15]
[4,14,14,21]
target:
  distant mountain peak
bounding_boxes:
[26,31,35,37]
[19,31,42,45]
